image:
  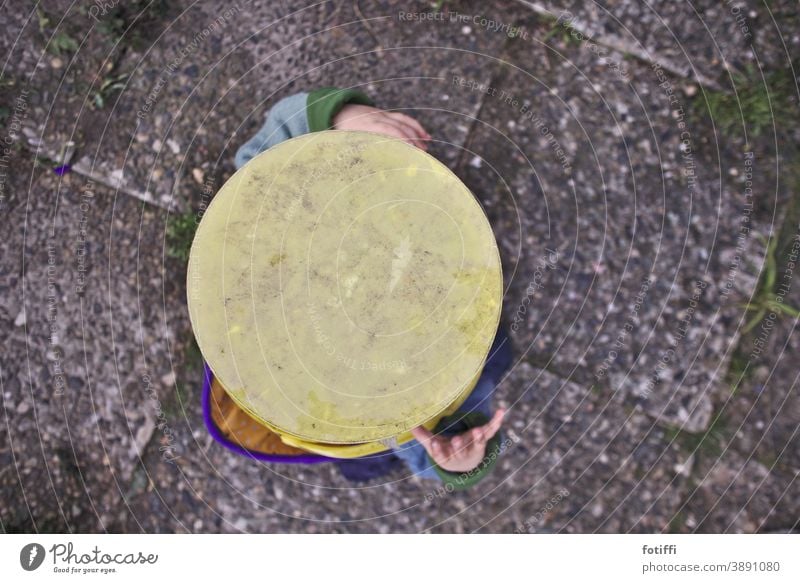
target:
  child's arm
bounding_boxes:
[234,87,371,168]
[234,87,429,168]
[393,378,507,490]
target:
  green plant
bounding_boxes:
[94,12,128,41]
[725,349,751,394]
[166,211,198,262]
[37,7,79,57]
[49,32,79,56]
[694,65,797,139]
[161,381,189,421]
[90,72,129,109]
[184,337,203,370]
[90,0,171,46]
[663,410,730,459]
[36,7,51,33]
[33,156,58,169]
[542,19,583,47]
[666,510,688,533]
[741,234,800,333]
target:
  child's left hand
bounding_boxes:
[411,409,505,473]
[332,104,431,150]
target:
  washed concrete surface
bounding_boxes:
[1,0,798,533]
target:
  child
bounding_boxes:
[223,87,513,489]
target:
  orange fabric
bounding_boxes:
[209,378,308,456]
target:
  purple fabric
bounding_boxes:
[201,363,333,464]
[335,451,401,482]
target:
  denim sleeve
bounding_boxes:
[391,375,499,482]
[234,92,310,169]
[392,437,443,481]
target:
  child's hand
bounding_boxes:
[332,104,431,151]
[411,409,505,474]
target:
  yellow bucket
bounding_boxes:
[187,131,502,459]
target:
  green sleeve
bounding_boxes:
[306,87,374,132]
[428,412,505,490]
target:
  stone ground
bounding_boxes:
[1,0,798,533]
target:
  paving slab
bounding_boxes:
[114,364,690,533]
[3,1,517,215]
[0,0,525,533]
[1,0,798,533]
[0,153,171,530]
[514,0,800,87]
[455,10,778,434]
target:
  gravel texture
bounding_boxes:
[1,0,798,533]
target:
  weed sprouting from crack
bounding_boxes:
[740,234,800,334]
[691,65,797,140]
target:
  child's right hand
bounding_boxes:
[411,409,505,474]
[332,104,431,151]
